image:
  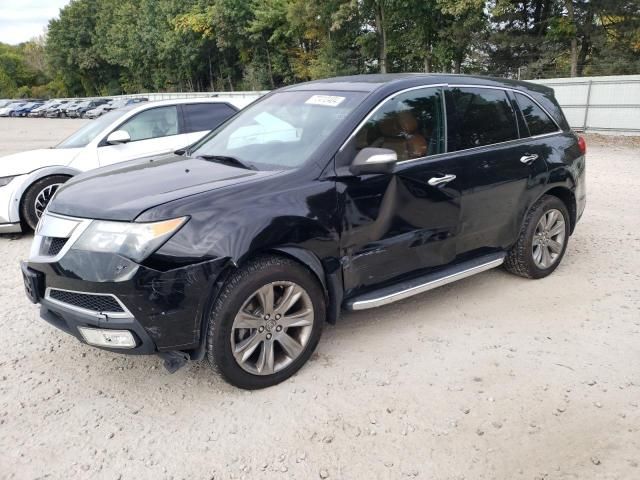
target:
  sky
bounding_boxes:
[0,0,70,44]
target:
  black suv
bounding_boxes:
[22,74,586,389]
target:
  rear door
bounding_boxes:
[444,86,550,254]
[180,102,238,145]
[97,105,187,166]
[337,86,465,293]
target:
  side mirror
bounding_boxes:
[106,130,131,145]
[350,147,398,175]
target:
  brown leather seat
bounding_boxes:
[376,111,428,160]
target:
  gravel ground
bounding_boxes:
[0,118,639,480]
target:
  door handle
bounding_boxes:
[520,154,539,165]
[428,174,457,187]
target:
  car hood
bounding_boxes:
[0,148,84,176]
[48,154,279,221]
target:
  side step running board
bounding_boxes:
[345,252,506,311]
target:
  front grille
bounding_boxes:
[48,289,125,314]
[47,237,68,256]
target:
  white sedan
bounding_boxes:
[0,98,248,233]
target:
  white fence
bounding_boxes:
[532,75,640,135]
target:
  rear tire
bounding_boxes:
[504,195,570,279]
[206,255,325,389]
[20,175,70,231]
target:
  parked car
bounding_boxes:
[67,99,111,118]
[59,101,83,118]
[0,101,26,117]
[0,98,243,232]
[84,103,110,119]
[63,101,86,118]
[84,98,147,118]
[0,99,16,109]
[28,100,57,117]
[13,102,44,117]
[20,74,586,389]
[107,97,148,111]
[44,101,73,118]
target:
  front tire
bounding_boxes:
[504,195,570,279]
[206,255,325,389]
[20,175,69,231]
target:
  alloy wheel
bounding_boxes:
[34,183,62,219]
[230,281,314,375]
[532,208,566,269]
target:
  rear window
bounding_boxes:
[446,87,518,151]
[514,92,559,136]
[182,103,237,134]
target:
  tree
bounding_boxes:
[6,0,632,99]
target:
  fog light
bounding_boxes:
[78,327,136,349]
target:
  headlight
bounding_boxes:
[71,217,187,262]
[0,175,16,187]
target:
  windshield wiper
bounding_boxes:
[195,154,256,170]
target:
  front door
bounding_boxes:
[97,105,188,167]
[336,86,463,294]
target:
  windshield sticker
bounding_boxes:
[305,95,346,107]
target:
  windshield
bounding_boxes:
[191,90,367,170]
[56,109,129,149]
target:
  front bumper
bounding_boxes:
[39,296,157,354]
[0,178,25,232]
[22,251,228,355]
[0,222,21,233]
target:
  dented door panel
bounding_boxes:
[338,156,463,294]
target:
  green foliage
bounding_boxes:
[0,41,50,98]
[0,0,635,99]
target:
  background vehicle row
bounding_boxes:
[0,97,150,118]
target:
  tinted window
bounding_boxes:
[515,92,558,136]
[183,103,237,133]
[354,87,445,160]
[446,87,518,151]
[119,106,178,141]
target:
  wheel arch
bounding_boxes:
[188,248,342,362]
[210,247,341,325]
[261,246,342,326]
[540,185,577,234]
[11,166,78,225]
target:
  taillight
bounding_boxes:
[577,136,586,155]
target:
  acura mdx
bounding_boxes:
[22,74,586,389]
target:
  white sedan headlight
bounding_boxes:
[0,175,16,187]
[71,217,187,262]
